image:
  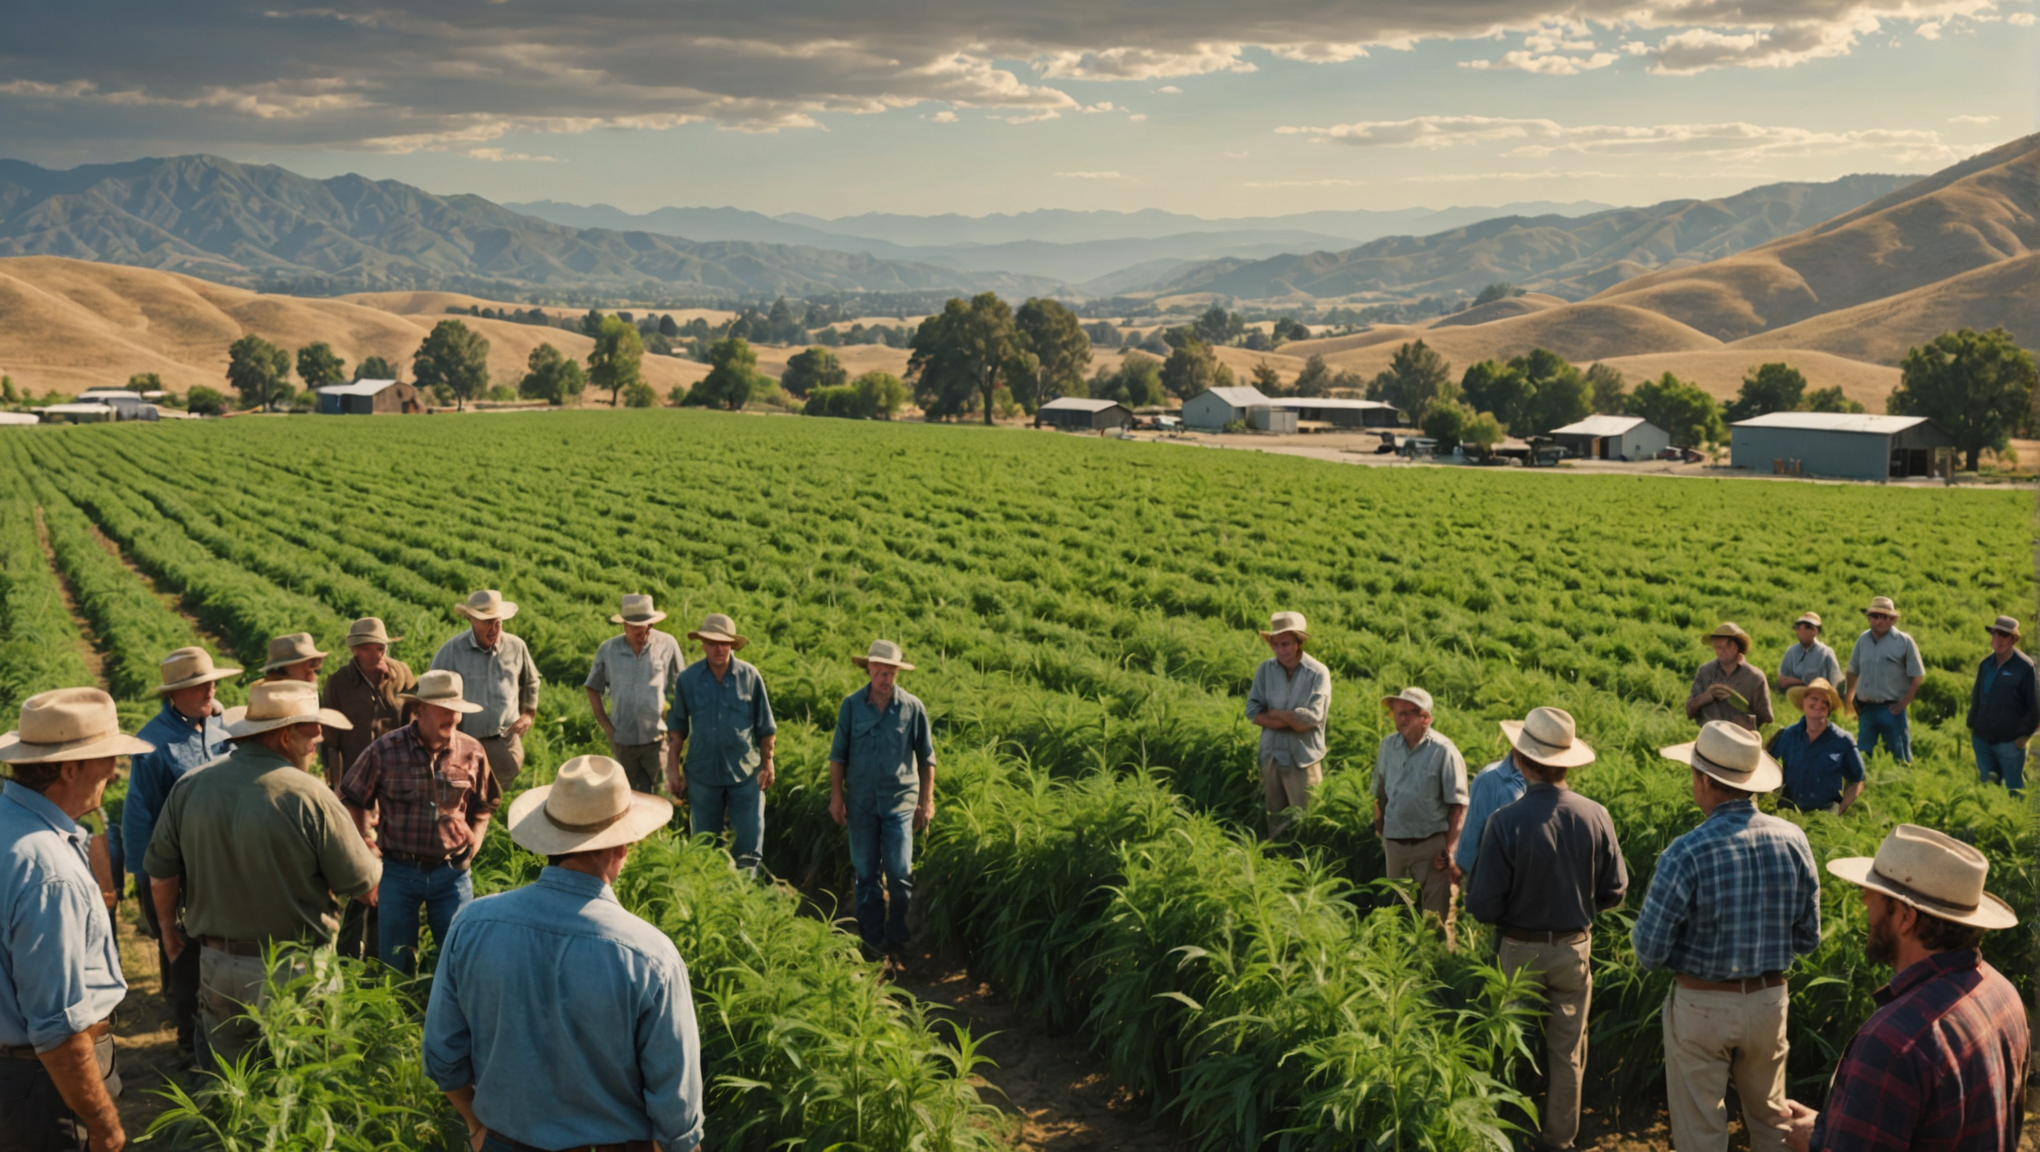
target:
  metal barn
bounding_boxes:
[1729,412,1956,480]
[1548,415,1671,461]
[1035,397,1133,431]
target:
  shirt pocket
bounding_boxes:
[386,772,434,806]
[434,766,476,810]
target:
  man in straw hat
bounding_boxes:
[669,612,777,876]
[431,590,541,790]
[258,632,327,684]
[1967,614,2038,793]
[1373,687,1468,942]
[1776,612,1840,691]
[143,681,381,1068]
[1632,721,1821,1152]
[1466,707,1626,1152]
[0,688,151,1151]
[122,647,238,1064]
[1245,611,1330,839]
[339,671,501,974]
[585,594,685,796]
[828,640,935,969]
[321,617,417,790]
[1770,678,1864,815]
[1843,596,1923,765]
[1687,622,1773,732]
[424,755,701,1152]
[1777,824,2027,1151]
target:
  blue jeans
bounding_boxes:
[377,858,472,974]
[846,793,914,953]
[1972,736,2027,792]
[1856,703,1911,763]
[689,776,764,873]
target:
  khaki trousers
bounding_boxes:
[198,947,271,1069]
[476,732,525,791]
[1381,832,1456,942]
[609,737,666,794]
[1260,759,1322,838]
[1662,984,1790,1152]
[1497,935,1592,1150]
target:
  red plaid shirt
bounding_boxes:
[1812,949,2028,1152]
[337,723,501,859]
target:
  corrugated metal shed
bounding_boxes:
[1730,411,1954,480]
[1549,415,1647,437]
[1181,386,1273,430]
[1263,397,1401,428]
[1731,412,1937,435]
[1036,397,1132,431]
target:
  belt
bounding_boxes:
[1677,971,1786,993]
[202,936,267,957]
[1385,834,1439,845]
[1,1019,111,1060]
[385,850,453,869]
[1856,699,1891,707]
[1499,927,1589,944]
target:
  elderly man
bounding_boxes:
[1776,613,1841,690]
[1687,623,1773,732]
[1466,707,1625,1152]
[1967,614,2038,793]
[0,688,151,1152]
[585,595,685,795]
[1770,678,1864,815]
[425,755,701,1152]
[259,632,326,684]
[321,618,416,789]
[144,681,381,1068]
[1633,721,1821,1152]
[340,671,499,974]
[1845,596,1924,765]
[1372,687,1468,940]
[828,640,935,970]
[668,613,776,876]
[1778,824,2027,1152]
[1245,611,1330,839]
[431,590,541,790]
[122,648,237,1065]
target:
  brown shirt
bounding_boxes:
[337,724,499,859]
[321,658,417,787]
[1690,658,1773,730]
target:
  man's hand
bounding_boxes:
[759,760,776,790]
[89,1123,126,1152]
[1434,851,1462,885]
[357,885,379,907]
[160,923,186,964]
[914,798,935,833]
[829,789,848,827]
[511,711,535,738]
[1707,684,1732,702]
[1776,1100,1817,1152]
[1888,701,1906,716]
[667,770,686,797]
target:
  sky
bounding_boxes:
[2,0,2036,220]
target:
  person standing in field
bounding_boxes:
[339,671,500,974]
[1633,721,1820,1152]
[667,613,777,876]
[1844,596,1924,765]
[431,590,540,791]
[1372,687,1468,942]
[1244,611,1329,839]
[1687,623,1772,732]
[320,618,414,963]
[828,640,935,970]
[122,648,237,1066]
[1465,706,1625,1152]
[1455,729,1530,883]
[0,688,152,1152]
[585,594,685,796]
[143,681,381,1069]
[1775,613,1841,691]
[425,755,702,1152]
[1769,678,1865,815]
[1966,614,2037,794]
[1777,824,2027,1152]
[259,632,327,684]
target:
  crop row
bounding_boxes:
[0,458,93,717]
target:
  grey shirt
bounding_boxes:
[1777,640,1841,687]
[1244,653,1331,769]
[1466,783,1628,934]
[585,632,685,746]
[431,629,543,740]
[1373,728,1468,840]
[1847,627,1925,704]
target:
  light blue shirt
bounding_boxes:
[424,867,703,1151]
[669,657,777,788]
[828,686,936,810]
[0,782,127,1052]
[122,702,230,881]
[1455,755,1528,874]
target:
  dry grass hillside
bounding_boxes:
[1427,292,1565,328]
[1593,350,1901,410]
[1731,252,2040,362]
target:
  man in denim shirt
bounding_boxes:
[828,640,935,970]
[668,614,776,875]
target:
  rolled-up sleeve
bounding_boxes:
[752,670,778,740]
[9,878,106,1051]
[337,743,383,811]
[1438,743,1469,807]
[517,646,542,714]
[912,703,935,766]
[640,958,705,1152]
[583,647,611,692]
[423,934,474,1089]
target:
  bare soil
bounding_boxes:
[111,898,184,1137]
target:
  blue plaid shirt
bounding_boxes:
[1631,799,1821,981]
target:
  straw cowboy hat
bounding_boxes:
[1863,596,1901,620]
[507,755,672,856]
[1258,611,1309,643]
[0,688,155,764]
[852,639,914,671]
[1787,676,1845,714]
[1381,686,1435,713]
[1499,707,1596,769]
[1987,615,2022,639]
[222,681,352,739]
[455,589,518,622]
[1702,622,1752,655]
[1661,720,1783,793]
[686,613,747,650]
[154,647,242,694]
[610,594,668,627]
[1828,823,2017,931]
[344,617,402,647]
[1793,612,1823,630]
[261,632,328,673]
[400,669,483,715]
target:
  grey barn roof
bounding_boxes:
[1262,398,1398,411]
[1196,386,1274,407]
[1730,412,1934,435]
[1038,397,1126,413]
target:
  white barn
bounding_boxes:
[1547,415,1671,461]
[1181,386,1273,431]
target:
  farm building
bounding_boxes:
[38,403,116,425]
[1248,406,1299,434]
[1035,397,1132,431]
[0,412,39,426]
[75,389,159,421]
[315,379,425,415]
[1547,415,1671,461]
[1729,412,1956,480]
[1181,386,1273,431]
[1264,398,1402,428]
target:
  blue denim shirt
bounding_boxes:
[0,783,128,1052]
[1631,799,1821,981]
[829,686,935,808]
[669,658,777,788]
[1769,718,1864,809]
[1455,754,1528,874]
[122,702,231,881]
[424,868,702,1151]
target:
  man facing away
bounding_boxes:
[667,614,776,877]
[828,640,934,971]
[1244,611,1330,839]
[432,590,541,791]
[585,595,685,795]
[1372,686,1468,943]
[1845,596,1924,765]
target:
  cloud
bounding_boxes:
[2012,11,2038,22]
[1242,177,1367,187]
[1948,113,1999,123]
[467,148,563,162]
[1463,49,1622,73]
[1280,115,1971,164]
[924,110,959,122]
[1054,170,1130,179]
[1155,85,1183,93]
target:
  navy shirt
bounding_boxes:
[828,686,935,810]
[122,701,230,882]
[1968,649,2040,745]
[1769,718,1865,809]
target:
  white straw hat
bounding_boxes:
[223,681,353,738]
[1828,824,2017,930]
[611,594,668,626]
[1660,720,1782,793]
[686,613,748,650]
[399,669,484,714]
[852,639,914,670]
[1499,707,1596,769]
[345,617,403,647]
[507,755,673,856]
[154,647,242,694]
[1381,686,1435,714]
[0,688,155,764]
[260,632,329,673]
[1258,611,1309,642]
[455,589,519,622]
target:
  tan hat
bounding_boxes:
[1828,824,2017,931]
[1381,686,1435,714]
[852,639,914,670]
[455,589,518,622]
[0,688,155,764]
[1661,720,1782,793]
[1258,611,1309,643]
[1864,596,1901,620]
[1787,676,1845,714]
[1987,615,2022,639]
[345,618,402,647]
[1703,622,1751,655]
[686,613,747,650]
[610,594,668,626]
[1499,707,1596,769]
[222,681,352,738]
[1793,612,1822,630]
[260,632,328,673]
[399,669,483,715]
[506,755,673,856]
[154,647,242,694]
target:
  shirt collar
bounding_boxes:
[1,781,81,840]
[1704,798,1757,824]
[537,865,617,903]
[465,629,497,654]
[1878,948,1982,1005]
[230,742,296,771]
[1501,753,1527,780]
[162,700,209,729]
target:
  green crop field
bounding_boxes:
[1,410,2032,1150]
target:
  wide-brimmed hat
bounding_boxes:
[1702,622,1751,655]
[1661,720,1782,793]
[1258,611,1310,643]
[1787,676,1845,714]
[260,632,328,673]
[686,612,748,650]
[154,647,242,694]
[1864,596,1901,620]
[345,617,402,647]
[1793,612,1823,630]
[455,589,518,622]
[1828,824,2017,931]
[0,688,155,764]
[1499,706,1596,769]
[1987,615,2022,639]
[852,639,914,670]
[1381,686,1435,714]
[506,755,672,856]
[610,593,668,627]
[399,669,483,715]
[222,681,352,738]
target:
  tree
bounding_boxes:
[1159,337,1232,400]
[185,386,228,417]
[1585,363,1627,414]
[126,372,163,392]
[1461,409,1506,455]
[1249,361,1284,397]
[1422,399,1469,451]
[295,343,348,392]
[518,343,586,406]
[587,316,645,407]
[1013,298,1092,411]
[1889,328,2038,470]
[1092,353,1164,408]
[1725,362,1807,423]
[1272,317,1311,343]
[906,293,1026,424]
[690,337,766,411]
[1365,340,1455,424]
[1627,371,1725,447]
[1473,283,1523,307]
[658,314,680,338]
[854,370,908,420]
[1459,360,1531,436]
[0,376,18,405]
[357,355,399,381]
[1291,354,1334,398]
[580,309,606,337]
[1516,348,1590,435]
[781,347,848,398]
[1192,306,1243,347]
[622,380,658,408]
[1804,385,1865,414]
[411,320,491,411]
[226,334,294,411]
